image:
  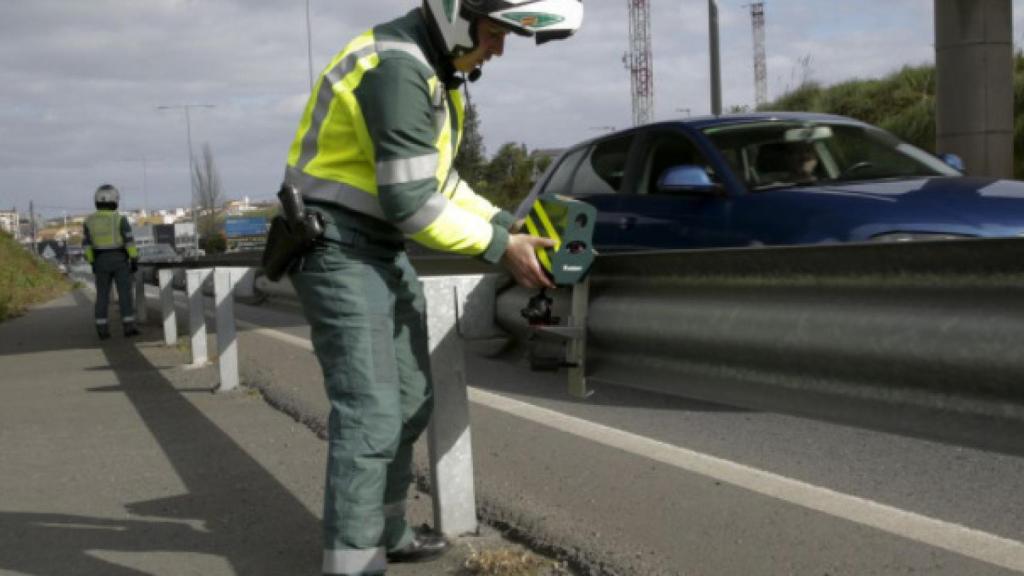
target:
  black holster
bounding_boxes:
[261,184,324,281]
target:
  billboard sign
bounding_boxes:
[224,217,268,252]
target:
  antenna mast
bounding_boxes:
[626,0,654,126]
[751,1,767,106]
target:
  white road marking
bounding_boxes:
[238,321,1024,573]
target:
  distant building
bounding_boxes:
[0,210,18,238]
[224,196,269,216]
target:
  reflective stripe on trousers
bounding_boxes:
[322,546,387,575]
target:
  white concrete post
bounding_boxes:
[186,268,214,367]
[134,271,148,324]
[214,267,240,392]
[158,268,177,346]
[423,275,486,537]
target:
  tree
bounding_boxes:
[192,142,224,252]
[454,98,487,191]
[484,143,535,210]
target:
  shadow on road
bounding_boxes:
[0,291,322,576]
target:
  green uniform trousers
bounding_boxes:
[92,250,135,327]
[290,209,433,576]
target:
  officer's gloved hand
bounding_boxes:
[130,259,139,273]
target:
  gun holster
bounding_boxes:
[261,184,324,281]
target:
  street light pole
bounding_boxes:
[157,104,215,252]
[306,0,315,92]
[708,0,723,116]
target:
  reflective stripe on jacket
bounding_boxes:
[285,9,511,263]
[83,210,137,263]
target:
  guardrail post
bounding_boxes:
[567,276,591,399]
[214,267,240,392]
[134,270,148,324]
[158,268,177,346]
[422,275,483,537]
[186,268,214,367]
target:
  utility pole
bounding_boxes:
[29,200,37,255]
[157,104,215,252]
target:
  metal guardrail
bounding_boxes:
[143,238,1024,452]
[144,246,494,277]
[495,237,1024,453]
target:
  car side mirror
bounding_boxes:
[657,165,721,195]
[939,153,965,173]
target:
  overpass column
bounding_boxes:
[935,0,1014,178]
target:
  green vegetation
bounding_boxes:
[0,231,72,322]
[456,100,555,211]
[763,52,1024,178]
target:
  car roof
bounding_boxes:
[569,112,870,151]
[678,111,867,130]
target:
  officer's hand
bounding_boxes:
[501,234,555,290]
[510,218,525,233]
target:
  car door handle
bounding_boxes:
[619,216,636,230]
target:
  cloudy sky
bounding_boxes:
[2,0,1022,217]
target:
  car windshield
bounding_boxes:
[702,121,960,191]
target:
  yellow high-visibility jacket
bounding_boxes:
[83,210,137,263]
[284,8,514,263]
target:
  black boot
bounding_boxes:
[97,325,111,340]
[387,526,449,563]
[123,322,140,338]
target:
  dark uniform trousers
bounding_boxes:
[290,206,433,570]
[93,250,135,326]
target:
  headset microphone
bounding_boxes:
[468,67,482,82]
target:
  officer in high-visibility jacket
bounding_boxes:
[284,1,582,574]
[83,184,140,340]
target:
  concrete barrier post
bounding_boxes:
[186,269,213,367]
[422,275,486,537]
[214,268,240,392]
[134,270,148,324]
[158,268,177,346]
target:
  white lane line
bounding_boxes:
[236,319,313,351]
[238,322,1024,573]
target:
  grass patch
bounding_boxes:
[0,231,72,322]
[461,546,569,576]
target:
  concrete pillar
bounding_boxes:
[214,268,240,392]
[186,269,213,367]
[935,0,1014,178]
[134,271,148,324]
[158,268,177,346]
[422,276,485,537]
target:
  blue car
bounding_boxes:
[524,112,1024,251]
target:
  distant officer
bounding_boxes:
[83,184,140,340]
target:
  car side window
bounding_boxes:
[570,134,635,195]
[542,147,587,196]
[639,132,715,195]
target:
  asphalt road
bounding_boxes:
[162,288,1024,576]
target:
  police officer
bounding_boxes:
[83,184,140,340]
[284,1,582,574]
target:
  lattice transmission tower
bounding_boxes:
[751,1,767,106]
[625,0,654,126]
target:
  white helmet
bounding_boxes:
[423,0,584,58]
[95,184,120,207]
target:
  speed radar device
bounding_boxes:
[516,193,597,398]
[521,194,597,286]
